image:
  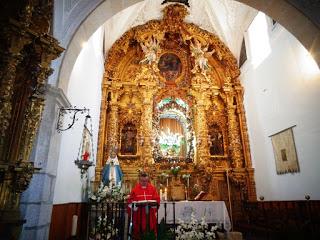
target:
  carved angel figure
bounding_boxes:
[140,37,160,65]
[190,39,214,75]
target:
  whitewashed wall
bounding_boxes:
[241,21,320,200]
[53,27,104,204]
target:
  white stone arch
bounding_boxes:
[53,0,143,92]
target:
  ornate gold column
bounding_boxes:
[108,99,119,153]
[96,84,108,176]
[234,84,252,168]
[0,41,30,160]
[234,84,257,200]
[0,3,33,156]
[17,38,60,164]
[223,78,244,168]
[190,82,210,165]
[105,83,122,156]
[140,86,155,164]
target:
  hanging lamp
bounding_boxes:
[74,113,95,176]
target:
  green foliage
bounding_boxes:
[139,219,174,240]
[158,219,175,240]
[140,230,157,240]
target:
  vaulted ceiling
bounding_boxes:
[101,0,257,59]
[53,0,320,92]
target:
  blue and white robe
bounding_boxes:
[101,156,123,187]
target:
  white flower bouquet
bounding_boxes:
[175,213,218,240]
[90,215,118,240]
[89,182,124,202]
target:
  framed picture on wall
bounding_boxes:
[270,126,300,175]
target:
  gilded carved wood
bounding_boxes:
[0,1,64,235]
[97,4,256,202]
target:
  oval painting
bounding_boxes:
[158,53,182,81]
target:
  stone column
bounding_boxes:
[20,85,70,240]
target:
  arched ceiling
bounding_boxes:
[101,0,256,60]
[53,0,320,93]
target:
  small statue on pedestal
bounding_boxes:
[101,147,123,187]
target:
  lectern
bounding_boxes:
[128,200,158,240]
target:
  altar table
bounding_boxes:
[158,201,231,231]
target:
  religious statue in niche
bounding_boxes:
[120,123,137,155]
[208,124,224,155]
[158,53,182,81]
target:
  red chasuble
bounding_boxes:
[127,183,160,239]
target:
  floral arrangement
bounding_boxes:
[159,172,169,185]
[89,215,118,240]
[170,165,181,177]
[175,213,218,240]
[89,183,125,202]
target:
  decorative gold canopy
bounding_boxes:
[97,4,256,202]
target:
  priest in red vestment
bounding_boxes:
[127,172,160,239]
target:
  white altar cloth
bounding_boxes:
[158,201,231,231]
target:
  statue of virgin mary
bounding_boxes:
[101,148,123,187]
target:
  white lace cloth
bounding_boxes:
[158,201,231,231]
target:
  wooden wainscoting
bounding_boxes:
[234,200,320,240]
[49,202,88,240]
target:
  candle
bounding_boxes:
[185,186,188,201]
[166,178,169,187]
[164,188,167,201]
[160,189,163,201]
[71,215,78,236]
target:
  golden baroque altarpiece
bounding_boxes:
[96,4,256,202]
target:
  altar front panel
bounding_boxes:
[158,201,231,231]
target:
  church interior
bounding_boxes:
[0,0,320,239]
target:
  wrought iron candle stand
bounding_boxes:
[56,107,95,177]
[56,107,89,132]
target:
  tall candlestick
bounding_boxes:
[164,188,167,201]
[71,215,78,236]
[185,186,188,201]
